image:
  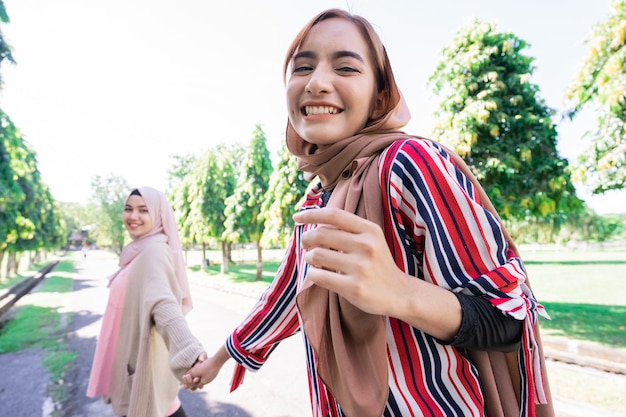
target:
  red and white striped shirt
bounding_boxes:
[226,138,545,417]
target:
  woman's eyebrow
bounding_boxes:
[293,50,365,63]
[332,50,365,63]
[294,51,316,60]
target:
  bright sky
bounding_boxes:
[1,0,624,214]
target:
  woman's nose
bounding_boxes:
[306,67,332,95]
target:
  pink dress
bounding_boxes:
[87,264,131,397]
[86,262,181,416]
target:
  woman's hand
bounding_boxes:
[293,207,462,340]
[294,207,408,318]
[182,346,230,390]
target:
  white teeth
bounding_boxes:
[305,106,339,115]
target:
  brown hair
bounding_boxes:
[282,8,400,123]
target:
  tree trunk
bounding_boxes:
[221,241,229,274]
[12,252,21,276]
[4,253,10,279]
[227,243,234,265]
[0,250,5,281]
[255,240,263,281]
[202,242,207,270]
[6,252,17,277]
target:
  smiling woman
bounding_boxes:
[87,186,206,417]
[182,8,554,417]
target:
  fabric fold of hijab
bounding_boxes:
[288,89,409,417]
[107,186,193,315]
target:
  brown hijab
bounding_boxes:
[288,83,409,417]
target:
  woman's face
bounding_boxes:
[123,194,153,240]
[286,18,379,145]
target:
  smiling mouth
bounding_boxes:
[303,105,341,116]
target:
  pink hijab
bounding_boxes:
[108,186,193,315]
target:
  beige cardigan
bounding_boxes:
[106,242,204,417]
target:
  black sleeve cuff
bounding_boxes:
[437,293,523,352]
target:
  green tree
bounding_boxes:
[13,184,65,269]
[0,3,19,278]
[429,19,582,237]
[0,111,64,277]
[223,125,273,280]
[564,0,626,194]
[261,142,310,248]
[166,153,196,256]
[165,153,195,201]
[89,174,130,254]
[59,202,91,240]
[555,207,624,244]
[584,212,623,243]
[181,146,237,272]
[0,111,25,258]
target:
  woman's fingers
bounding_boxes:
[294,207,372,235]
[294,207,406,317]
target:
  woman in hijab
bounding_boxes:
[184,9,553,417]
[87,187,206,417]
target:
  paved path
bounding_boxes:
[1,250,625,417]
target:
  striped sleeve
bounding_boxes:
[380,138,529,314]
[380,138,549,415]
[226,231,301,390]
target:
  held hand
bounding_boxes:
[183,352,208,391]
[293,207,409,318]
[183,346,230,391]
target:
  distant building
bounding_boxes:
[67,231,87,250]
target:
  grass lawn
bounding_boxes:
[519,246,626,348]
[0,259,77,406]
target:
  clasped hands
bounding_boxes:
[183,352,217,391]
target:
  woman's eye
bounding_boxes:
[337,66,359,73]
[140,209,149,214]
[293,65,313,73]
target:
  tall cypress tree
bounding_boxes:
[223,124,273,280]
[261,142,310,248]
